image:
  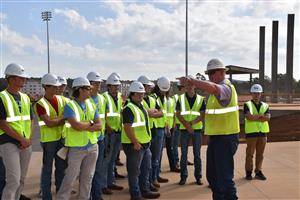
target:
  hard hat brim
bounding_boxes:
[205,67,228,74]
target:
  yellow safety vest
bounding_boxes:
[205,80,240,135]
[89,94,106,135]
[244,101,270,134]
[142,96,156,129]
[35,96,65,142]
[154,96,167,128]
[0,90,31,139]
[178,93,204,130]
[173,94,180,125]
[103,92,122,132]
[64,99,98,147]
[166,97,175,128]
[121,102,151,144]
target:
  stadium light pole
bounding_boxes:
[185,0,188,76]
[41,11,52,73]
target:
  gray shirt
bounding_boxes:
[215,80,232,107]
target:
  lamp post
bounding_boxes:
[41,11,52,73]
[185,0,188,76]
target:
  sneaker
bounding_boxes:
[196,179,203,185]
[157,176,169,183]
[255,171,267,180]
[245,171,252,180]
[19,194,31,200]
[142,192,160,199]
[152,180,160,188]
[102,188,113,195]
[150,184,159,192]
[108,183,124,190]
[179,178,186,185]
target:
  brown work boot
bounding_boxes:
[142,192,160,199]
[157,176,169,183]
[108,183,124,190]
[102,187,113,195]
[152,180,160,188]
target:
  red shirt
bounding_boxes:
[36,96,59,116]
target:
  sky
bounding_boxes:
[1,0,299,81]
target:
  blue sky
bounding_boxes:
[1,0,299,81]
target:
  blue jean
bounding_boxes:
[180,130,202,180]
[90,138,105,200]
[106,132,121,186]
[206,134,239,200]
[123,144,151,198]
[172,125,181,164]
[0,157,5,199]
[150,128,165,182]
[40,140,67,200]
[165,128,177,170]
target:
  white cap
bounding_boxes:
[137,75,154,86]
[205,58,228,74]
[87,71,102,82]
[157,76,170,92]
[129,81,145,93]
[58,76,67,85]
[41,73,61,86]
[72,77,91,88]
[4,63,28,78]
[106,74,121,85]
[250,84,263,93]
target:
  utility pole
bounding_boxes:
[185,0,188,76]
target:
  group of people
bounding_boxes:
[0,58,270,200]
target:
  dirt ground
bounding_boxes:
[201,111,300,145]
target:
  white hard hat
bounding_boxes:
[4,63,28,78]
[129,81,145,93]
[205,58,228,74]
[87,71,102,82]
[41,73,61,86]
[58,76,67,85]
[111,72,121,79]
[137,75,154,86]
[250,84,263,93]
[157,76,170,92]
[72,77,91,88]
[106,74,121,85]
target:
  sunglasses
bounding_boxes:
[81,87,91,91]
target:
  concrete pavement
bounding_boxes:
[22,141,300,200]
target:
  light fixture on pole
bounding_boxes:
[41,11,52,73]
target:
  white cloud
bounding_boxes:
[2,1,300,81]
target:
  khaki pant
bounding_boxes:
[56,144,98,200]
[245,137,267,172]
[0,143,32,200]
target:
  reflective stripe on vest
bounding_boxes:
[104,93,121,117]
[206,106,239,114]
[155,97,167,128]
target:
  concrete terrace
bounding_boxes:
[22,141,300,200]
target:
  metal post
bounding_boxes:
[46,20,50,73]
[185,0,188,76]
[42,11,52,74]
[271,21,278,103]
[286,14,294,103]
[259,26,265,91]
